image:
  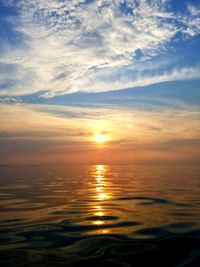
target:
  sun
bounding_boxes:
[95,134,107,143]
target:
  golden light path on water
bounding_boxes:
[93,165,111,233]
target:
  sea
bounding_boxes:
[0,165,200,266]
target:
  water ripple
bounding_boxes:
[0,165,200,266]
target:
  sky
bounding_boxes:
[0,0,200,165]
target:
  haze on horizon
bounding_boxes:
[0,0,200,165]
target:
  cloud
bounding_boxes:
[0,0,200,97]
[65,64,200,95]
[187,3,200,17]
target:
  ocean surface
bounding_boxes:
[0,165,200,266]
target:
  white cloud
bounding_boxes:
[188,3,200,16]
[1,0,200,97]
[68,65,200,94]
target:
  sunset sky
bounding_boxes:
[0,0,200,164]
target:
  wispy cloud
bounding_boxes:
[0,0,200,97]
[69,64,200,94]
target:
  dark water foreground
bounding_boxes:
[0,165,200,266]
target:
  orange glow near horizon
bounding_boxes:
[1,103,200,165]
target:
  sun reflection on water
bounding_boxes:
[95,165,111,201]
[92,165,111,232]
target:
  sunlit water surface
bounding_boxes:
[0,165,200,266]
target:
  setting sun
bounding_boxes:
[95,134,107,143]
